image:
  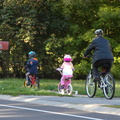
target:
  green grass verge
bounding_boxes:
[103,105,120,109]
[0,78,120,97]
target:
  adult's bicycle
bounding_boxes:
[86,64,115,99]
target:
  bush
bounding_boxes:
[111,63,120,79]
[74,60,91,79]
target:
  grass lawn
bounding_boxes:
[0,78,120,98]
[103,105,120,109]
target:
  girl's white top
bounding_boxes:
[61,62,73,75]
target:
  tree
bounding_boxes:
[0,0,120,79]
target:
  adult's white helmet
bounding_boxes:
[94,29,103,36]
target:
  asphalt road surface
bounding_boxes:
[0,99,120,120]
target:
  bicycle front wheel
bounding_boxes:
[103,72,115,99]
[86,71,97,98]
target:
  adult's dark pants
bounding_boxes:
[92,59,113,78]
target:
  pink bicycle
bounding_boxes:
[56,68,73,95]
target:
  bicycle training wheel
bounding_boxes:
[58,83,61,93]
[36,77,40,88]
[23,80,30,87]
[24,80,33,89]
[67,84,73,95]
[103,72,115,99]
[58,83,62,94]
[23,80,27,87]
[86,71,97,98]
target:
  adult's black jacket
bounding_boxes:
[84,36,114,63]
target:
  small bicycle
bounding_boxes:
[86,64,115,99]
[56,68,73,95]
[24,74,40,89]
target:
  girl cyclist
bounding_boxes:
[60,54,74,89]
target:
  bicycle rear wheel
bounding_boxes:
[67,84,73,95]
[33,77,40,89]
[103,72,115,99]
[86,71,97,98]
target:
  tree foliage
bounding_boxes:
[0,0,120,79]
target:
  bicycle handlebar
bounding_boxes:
[83,55,92,58]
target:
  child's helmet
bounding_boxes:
[28,51,36,58]
[64,54,72,62]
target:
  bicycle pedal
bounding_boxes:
[98,84,101,87]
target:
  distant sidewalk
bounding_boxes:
[0,94,120,116]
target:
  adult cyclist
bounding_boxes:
[83,29,114,82]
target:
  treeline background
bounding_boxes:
[0,0,120,79]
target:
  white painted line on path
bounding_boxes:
[0,104,104,120]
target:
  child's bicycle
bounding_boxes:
[86,64,115,99]
[24,74,40,89]
[56,68,77,95]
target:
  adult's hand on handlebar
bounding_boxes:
[83,55,86,58]
[83,55,87,58]
[83,55,90,58]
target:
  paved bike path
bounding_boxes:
[0,94,120,116]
